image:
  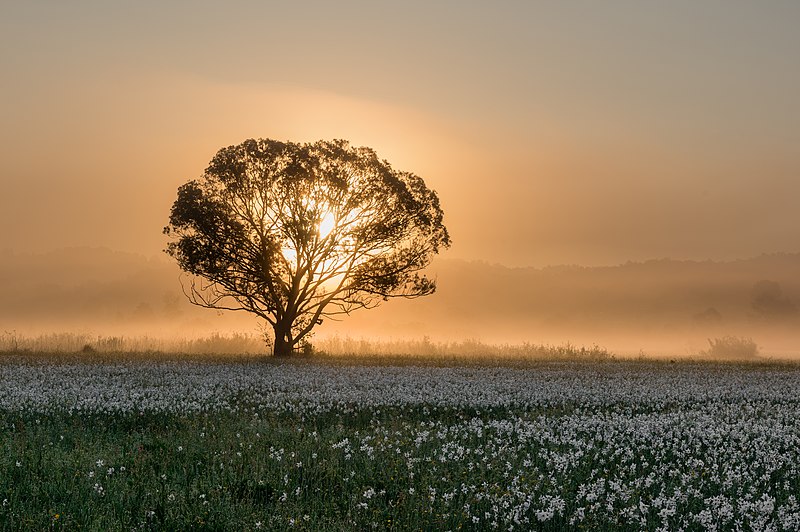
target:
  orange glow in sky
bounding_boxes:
[2,2,799,267]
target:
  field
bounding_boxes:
[1,353,800,530]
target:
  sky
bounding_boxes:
[2,1,799,267]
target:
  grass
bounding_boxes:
[0,332,617,367]
[2,403,562,530]
[2,349,800,530]
[4,388,800,530]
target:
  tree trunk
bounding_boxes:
[272,322,293,356]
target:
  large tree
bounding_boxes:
[164,138,450,356]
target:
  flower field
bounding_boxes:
[1,358,799,530]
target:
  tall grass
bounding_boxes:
[312,335,613,364]
[0,330,614,365]
[0,330,267,356]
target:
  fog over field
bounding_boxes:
[3,3,800,360]
[2,247,798,357]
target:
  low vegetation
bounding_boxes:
[0,331,615,366]
[703,335,760,360]
[2,356,800,530]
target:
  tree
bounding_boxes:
[164,138,450,356]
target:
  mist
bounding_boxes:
[2,247,798,359]
[2,3,800,358]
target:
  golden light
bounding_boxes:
[318,211,336,239]
[282,246,297,264]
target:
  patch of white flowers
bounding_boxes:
[1,361,798,415]
[2,360,800,528]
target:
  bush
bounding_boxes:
[703,336,759,359]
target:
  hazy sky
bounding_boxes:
[2,1,799,267]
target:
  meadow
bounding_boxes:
[1,345,799,530]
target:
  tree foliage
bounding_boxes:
[164,138,450,355]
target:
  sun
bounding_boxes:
[318,211,336,239]
[279,201,337,266]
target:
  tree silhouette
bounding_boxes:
[164,139,450,356]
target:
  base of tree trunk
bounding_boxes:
[272,336,293,357]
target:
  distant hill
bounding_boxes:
[1,247,798,353]
[332,254,800,348]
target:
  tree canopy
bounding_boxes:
[164,138,450,355]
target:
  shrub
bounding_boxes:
[703,336,759,359]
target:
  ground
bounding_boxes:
[1,353,799,530]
